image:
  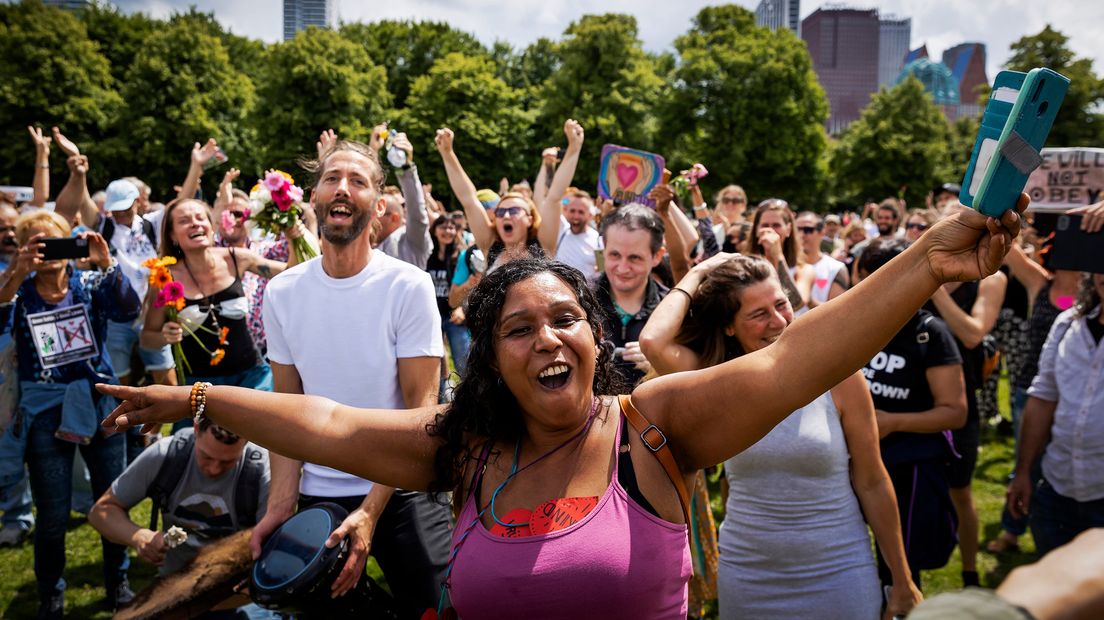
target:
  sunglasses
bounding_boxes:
[494,206,526,218]
[906,223,929,231]
[229,210,248,219]
[797,226,821,234]
[720,197,745,205]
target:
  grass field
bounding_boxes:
[0,379,1035,618]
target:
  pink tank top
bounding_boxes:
[446,414,691,619]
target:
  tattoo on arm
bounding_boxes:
[257,263,272,278]
[776,261,804,310]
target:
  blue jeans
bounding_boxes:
[1000,387,1033,535]
[1030,478,1104,557]
[106,318,175,376]
[442,319,471,378]
[0,471,33,530]
[26,406,128,600]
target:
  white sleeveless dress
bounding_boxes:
[718,391,881,619]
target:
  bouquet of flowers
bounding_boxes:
[670,163,709,197]
[144,257,229,385]
[249,170,317,263]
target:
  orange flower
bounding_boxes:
[210,348,226,366]
[172,298,186,312]
[149,267,172,289]
[218,326,230,345]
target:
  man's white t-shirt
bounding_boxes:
[555,215,600,275]
[810,254,846,305]
[262,252,444,497]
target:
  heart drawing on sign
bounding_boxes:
[616,163,639,189]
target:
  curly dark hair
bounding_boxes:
[426,257,625,500]
[1074,272,1102,319]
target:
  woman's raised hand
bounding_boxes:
[924,195,1027,283]
[96,383,192,434]
[434,128,455,155]
[564,119,584,151]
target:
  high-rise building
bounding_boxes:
[943,43,989,106]
[755,0,801,37]
[283,0,335,41]
[801,7,880,134]
[878,16,911,89]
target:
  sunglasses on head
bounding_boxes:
[906,223,929,231]
[494,206,525,218]
[797,226,821,234]
[720,197,745,205]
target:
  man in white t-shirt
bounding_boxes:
[257,139,449,617]
[795,211,848,312]
[552,188,601,275]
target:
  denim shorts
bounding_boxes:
[106,319,174,375]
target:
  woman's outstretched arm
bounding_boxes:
[633,199,1027,472]
[97,383,444,491]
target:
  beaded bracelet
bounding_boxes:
[190,382,213,426]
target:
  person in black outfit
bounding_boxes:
[589,204,669,386]
[858,238,968,589]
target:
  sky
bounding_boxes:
[110,0,1104,82]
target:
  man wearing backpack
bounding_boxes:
[88,418,270,615]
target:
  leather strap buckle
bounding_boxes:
[640,424,668,452]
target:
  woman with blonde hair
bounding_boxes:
[0,210,139,615]
[436,119,584,272]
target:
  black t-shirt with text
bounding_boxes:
[425,252,454,319]
[863,310,963,466]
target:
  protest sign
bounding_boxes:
[597,145,665,208]
[1025,147,1104,211]
[27,305,98,369]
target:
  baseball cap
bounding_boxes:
[104,179,140,212]
[475,189,500,210]
[936,182,961,196]
[824,214,841,225]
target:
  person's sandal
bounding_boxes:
[986,532,1020,554]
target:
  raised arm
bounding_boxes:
[177,139,219,201]
[97,382,443,492]
[532,147,558,208]
[392,132,432,266]
[632,198,1026,472]
[435,128,495,251]
[1004,241,1050,301]
[640,254,738,375]
[538,119,585,255]
[52,127,98,228]
[28,126,51,208]
[929,271,1007,349]
[650,184,694,282]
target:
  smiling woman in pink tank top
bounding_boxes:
[97,184,1027,618]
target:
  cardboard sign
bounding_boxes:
[597,145,665,208]
[27,305,98,369]
[1025,148,1104,211]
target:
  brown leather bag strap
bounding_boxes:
[618,395,692,530]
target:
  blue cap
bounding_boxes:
[104,179,139,212]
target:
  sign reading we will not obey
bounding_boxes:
[1026,147,1104,211]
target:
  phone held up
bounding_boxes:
[40,237,90,261]
[960,68,1070,218]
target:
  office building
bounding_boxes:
[802,7,881,134]
[755,0,801,37]
[878,16,911,88]
[283,0,335,41]
[943,43,988,106]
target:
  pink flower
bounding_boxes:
[287,184,303,203]
[220,210,237,235]
[162,281,185,301]
[263,171,286,193]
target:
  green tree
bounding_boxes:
[80,1,156,86]
[103,16,254,196]
[340,20,487,109]
[252,27,390,178]
[947,115,980,182]
[661,5,829,207]
[537,14,664,189]
[0,0,121,186]
[830,76,952,209]
[401,52,535,204]
[1005,25,1104,147]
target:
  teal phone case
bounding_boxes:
[960,68,1069,217]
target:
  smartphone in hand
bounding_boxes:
[960,68,1069,218]
[40,237,90,261]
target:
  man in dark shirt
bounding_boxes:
[590,205,668,386]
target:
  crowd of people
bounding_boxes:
[0,118,1101,620]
